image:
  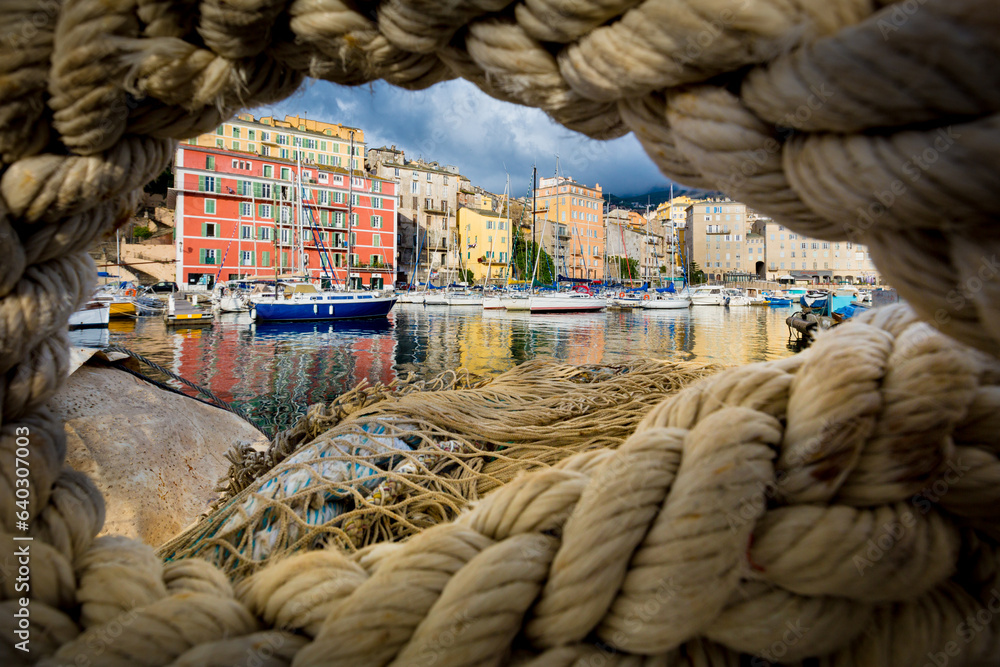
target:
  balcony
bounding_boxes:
[423,203,449,215]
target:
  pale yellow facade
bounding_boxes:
[456,207,512,284]
[185,113,365,170]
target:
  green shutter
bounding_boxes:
[262,251,270,267]
[201,222,207,237]
[215,178,221,193]
[254,182,262,197]
[199,249,206,263]
[257,204,264,218]
[198,175,205,192]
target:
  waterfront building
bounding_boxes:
[456,207,512,285]
[605,210,662,284]
[367,146,470,286]
[533,176,604,281]
[750,217,883,284]
[683,198,752,283]
[173,115,397,289]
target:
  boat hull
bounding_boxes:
[69,302,110,329]
[528,296,607,313]
[252,296,397,322]
[500,296,531,311]
[642,299,690,310]
[482,296,503,310]
[108,300,137,318]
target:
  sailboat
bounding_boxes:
[251,141,397,322]
[527,161,605,313]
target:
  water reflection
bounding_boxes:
[94,304,799,434]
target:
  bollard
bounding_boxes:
[168,294,175,315]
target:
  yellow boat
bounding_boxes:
[107,299,137,318]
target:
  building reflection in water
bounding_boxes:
[101,305,796,434]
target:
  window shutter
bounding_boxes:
[253,182,261,198]
[262,251,270,267]
[198,175,205,191]
[201,222,207,237]
[215,178,221,193]
[199,248,206,263]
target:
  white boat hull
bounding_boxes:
[642,298,690,310]
[445,295,483,307]
[69,302,110,328]
[482,296,504,310]
[423,293,448,305]
[691,295,726,306]
[218,295,248,312]
[528,295,607,313]
[500,295,531,311]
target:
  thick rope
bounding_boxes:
[1,0,999,664]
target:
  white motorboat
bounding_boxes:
[609,291,644,308]
[641,295,690,310]
[690,286,727,306]
[722,288,752,307]
[528,292,607,313]
[745,287,768,305]
[69,301,110,329]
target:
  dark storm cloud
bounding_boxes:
[253,79,670,198]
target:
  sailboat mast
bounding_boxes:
[347,131,354,289]
[531,164,537,282]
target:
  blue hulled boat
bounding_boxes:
[250,282,397,322]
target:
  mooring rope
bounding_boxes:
[1,0,998,664]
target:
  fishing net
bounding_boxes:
[160,359,719,579]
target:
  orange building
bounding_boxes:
[533,176,604,281]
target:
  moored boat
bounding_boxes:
[690,286,726,306]
[528,292,606,313]
[249,282,396,322]
[69,301,110,329]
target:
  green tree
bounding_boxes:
[687,260,706,284]
[512,228,555,285]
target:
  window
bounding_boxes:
[198,175,220,193]
[259,227,271,241]
[231,141,239,150]
[372,235,381,247]
[203,222,218,238]
[281,167,291,180]
[352,194,360,206]
[241,225,252,239]
[216,139,224,148]
[216,126,224,135]
[334,211,345,227]
[206,156,215,170]
[372,215,383,229]
[240,250,253,266]
[351,213,359,226]
[350,232,357,246]
[240,202,252,217]
[258,204,272,218]
[372,197,382,209]
[280,228,290,243]
[260,131,269,141]
[201,248,218,264]
[204,199,216,214]
[263,165,273,177]
[372,181,381,193]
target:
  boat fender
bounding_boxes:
[125,288,137,297]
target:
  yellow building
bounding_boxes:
[184,113,364,170]
[456,207,512,284]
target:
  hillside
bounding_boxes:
[607,186,719,209]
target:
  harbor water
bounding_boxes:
[71,304,801,436]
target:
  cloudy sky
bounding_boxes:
[253,78,671,199]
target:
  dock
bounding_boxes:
[165,294,214,327]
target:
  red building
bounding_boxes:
[173,144,397,289]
